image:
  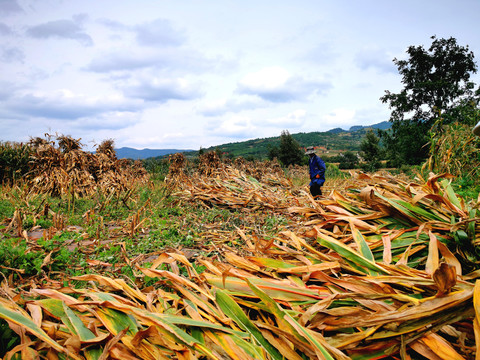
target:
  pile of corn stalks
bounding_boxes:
[2,156,480,359]
[27,134,148,197]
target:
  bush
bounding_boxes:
[326,163,347,179]
[338,151,359,169]
[143,157,170,180]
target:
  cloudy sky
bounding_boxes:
[1,0,480,150]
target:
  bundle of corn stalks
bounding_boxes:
[165,153,188,191]
[233,157,289,186]
[198,151,223,176]
[96,139,117,160]
[2,158,480,359]
[27,135,148,197]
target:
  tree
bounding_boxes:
[380,36,479,166]
[277,130,304,166]
[378,120,429,166]
[267,143,278,161]
[338,151,359,169]
[360,129,383,172]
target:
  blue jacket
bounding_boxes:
[309,155,326,186]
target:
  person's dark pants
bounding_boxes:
[310,183,322,198]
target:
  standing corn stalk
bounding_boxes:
[427,121,480,179]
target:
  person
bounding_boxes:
[305,146,326,198]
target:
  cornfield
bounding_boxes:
[1,151,480,359]
[0,141,32,185]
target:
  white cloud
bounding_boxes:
[1,1,480,150]
[209,115,256,138]
[263,109,307,128]
[355,46,396,73]
[86,51,161,72]
[237,66,332,102]
[240,66,290,91]
[86,47,215,74]
[0,80,19,101]
[0,0,23,16]
[6,89,142,120]
[135,18,185,47]
[196,95,266,116]
[119,132,192,149]
[122,76,204,102]
[70,111,140,130]
[1,46,24,63]
[300,42,339,64]
[26,17,93,46]
[323,109,356,128]
[0,22,13,35]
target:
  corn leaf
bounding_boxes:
[246,279,338,360]
[215,289,284,360]
[316,233,389,275]
[0,301,68,355]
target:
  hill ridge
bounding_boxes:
[116,121,390,159]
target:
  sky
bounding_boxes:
[1,0,480,151]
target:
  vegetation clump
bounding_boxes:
[27,134,148,197]
[0,141,32,185]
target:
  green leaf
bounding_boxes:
[351,226,379,276]
[0,302,66,354]
[316,233,389,275]
[160,313,247,337]
[246,280,336,360]
[62,302,96,340]
[206,275,323,301]
[215,289,284,360]
[441,179,462,209]
[375,192,444,222]
[36,298,66,319]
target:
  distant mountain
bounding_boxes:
[349,121,390,132]
[115,147,193,160]
[326,127,346,134]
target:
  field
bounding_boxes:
[1,144,480,359]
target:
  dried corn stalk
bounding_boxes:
[428,121,480,178]
[27,134,148,197]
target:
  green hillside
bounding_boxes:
[196,122,390,160]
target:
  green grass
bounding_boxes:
[452,175,480,201]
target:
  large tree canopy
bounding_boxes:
[380,36,479,166]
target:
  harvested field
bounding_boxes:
[1,154,480,359]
